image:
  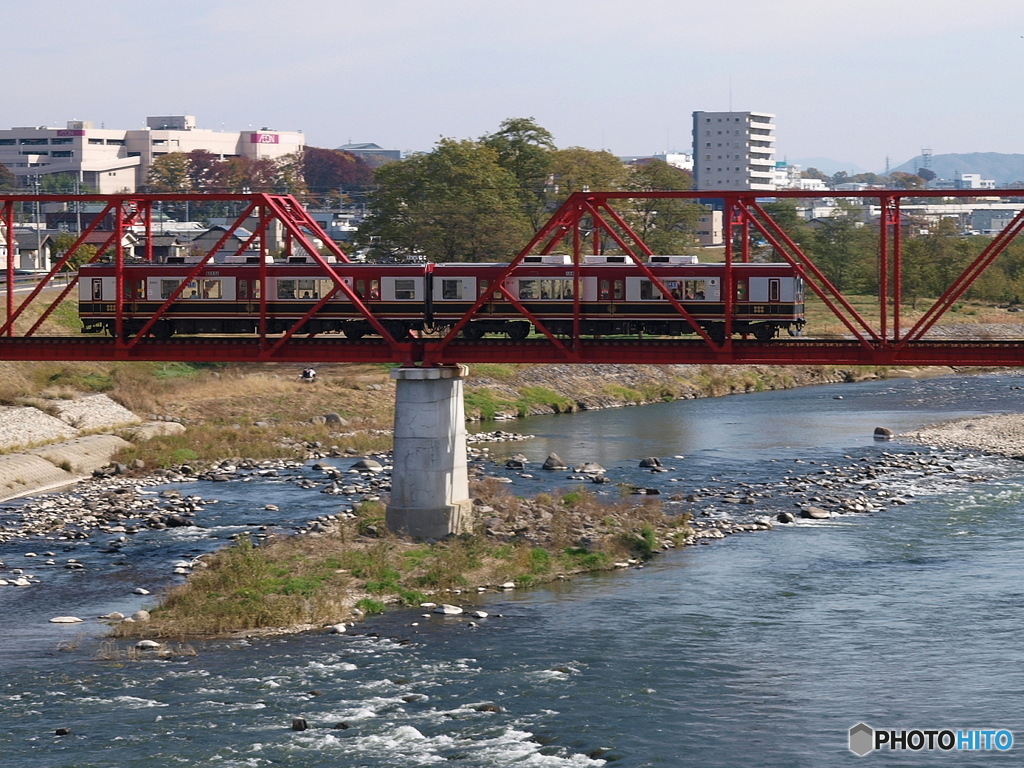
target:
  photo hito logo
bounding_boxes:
[849,722,1013,756]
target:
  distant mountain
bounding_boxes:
[789,157,868,176]
[892,153,1024,185]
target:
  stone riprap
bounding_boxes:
[0,454,76,500]
[29,435,133,475]
[904,412,1024,457]
[0,406,77,448]
[49,394,140,432]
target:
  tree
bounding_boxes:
[889,171,926,190]
[358,138,531,262]
[147,153,191,192]
[802,167,830,182]
[917,167,936,182]
[623,160,702,254]
[186,149,224,191]
[812,203,876,292]
[481,117,555,230]
[52,231,97,270]
[302,147,373,200]
[547,147,628,202]
[0,161,16,190]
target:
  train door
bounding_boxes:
[768,278,781,303]
[238,277,261,313]
[122,277,145,313]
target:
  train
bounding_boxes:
[78,254,805,343]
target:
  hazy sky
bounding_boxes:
[4,1,1023,171]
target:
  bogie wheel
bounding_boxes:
[506,322,531,340]
[152,320,174,340]
[753,324,776,342]
[343,325,366,340]
[461,323,485,340]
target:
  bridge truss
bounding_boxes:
[3,189,1024,366]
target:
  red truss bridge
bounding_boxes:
[4,189,1024,366]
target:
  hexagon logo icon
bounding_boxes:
[849,722,874,756]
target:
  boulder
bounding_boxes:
[324,413,349,427]
[352,459,383,472]
[434,604,463,615]
[873,427,894,440]
[576,462,605,474]
[639,457,662,468]
[800,506,832,520]
[49,616,84,624]
[542,453,567,470]
[131,610,151,622]
[776,511,796,524]
[135,640,161,649]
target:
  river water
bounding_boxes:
[3,373,1024,766]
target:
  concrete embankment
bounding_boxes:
[0,394,179,502]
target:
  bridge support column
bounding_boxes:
[385,365,472,539]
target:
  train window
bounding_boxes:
[768,279,780,302]
[519,280,538,300]
[200,279,223,299]
[159,279,177,299]
[613,280,623,300]
[252,280,261,299]
[239,280,248,300]
[394,279,416,300]
[684,280,706,300]
[185,280,199,299]
[479,279,489,297]
[317,279,333,298]
[356,279,366,298]
[278,279,296,299]
[442,279,462,300]
[370,280,380,300]
[91,279,102,301]
[297,279,317,299]
[735,280,747,301]
[599,279,610,300]
[640,280,663,300]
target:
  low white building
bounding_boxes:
[0,116,304,193]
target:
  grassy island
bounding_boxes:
[114,481,693,638]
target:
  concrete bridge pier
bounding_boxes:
[385,365,473,539]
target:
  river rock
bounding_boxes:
[352,459,383,472]
[134,587,151,595]
[874,427,894,440]
[542,453,567,470]
[131,610,151,622]
[639,457,662,468]
[800,506,832,520]
[434,604,463,615]
[49,616,84,623]
[328,623,346,634]
[135,640,161,649]
[777,511,796,524]
[576,462,605,474]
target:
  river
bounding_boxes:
[3,372,1024,766]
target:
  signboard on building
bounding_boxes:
[56,130,85,137]
[250,134,280,144]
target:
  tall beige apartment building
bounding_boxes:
[0,115,304,193]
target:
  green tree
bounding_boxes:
[547,147,627,203]
[801,167,830,182]
[147,153,191,192]
[758,201,814,255]
[358,138,531,262]
[812,203,876,292]
[52,231,97,270]
[624,160,702,254]
[0,161,16,190]
[481,117,555,230]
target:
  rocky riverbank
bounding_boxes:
[904,412,1024,458]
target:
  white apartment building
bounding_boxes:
[0,116,304,193]
[692,111,776,191]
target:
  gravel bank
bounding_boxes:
[904,413,1024,458]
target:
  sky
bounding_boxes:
[4,0,1024,172]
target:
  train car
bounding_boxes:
[78,255,804,342]
[78,259,427,339]
[431,255,804,342]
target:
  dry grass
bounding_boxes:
[113,489,692,639]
